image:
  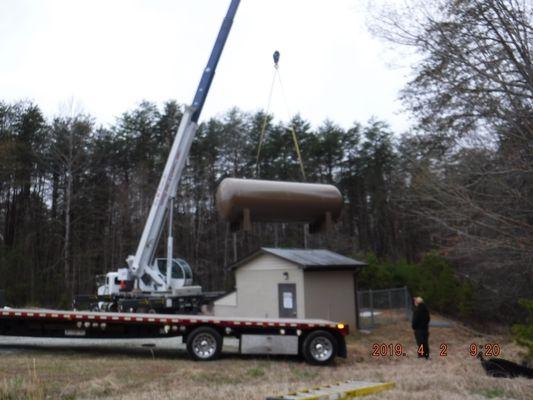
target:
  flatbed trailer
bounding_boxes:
[0,308,348,365]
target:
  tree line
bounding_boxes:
[0,101,418,306]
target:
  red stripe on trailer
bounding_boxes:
[0,308,347,334]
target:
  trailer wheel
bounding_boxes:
[302,330,337,365]
[186,327,222,361]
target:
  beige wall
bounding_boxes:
[236,254,304,318]
[212,291,237,317]
[304,271,356,329]
[214,253,305,319]
[215,291,237,306]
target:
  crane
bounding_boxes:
[75,0,241,313]
[126,0,241,291]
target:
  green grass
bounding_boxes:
[475,387,506,398]
[246,367,265,378]
[0,376,47,400]
[289,366,319,381]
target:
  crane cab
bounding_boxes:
[136,258,194,292]
[154,258,193,289]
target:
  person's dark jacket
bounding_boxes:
[412,303,430,330]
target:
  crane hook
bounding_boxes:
[273,50,280,69]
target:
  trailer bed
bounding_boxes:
[0,307,348,364]
[0,308,343,330]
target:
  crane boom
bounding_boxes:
[127,0,241,283]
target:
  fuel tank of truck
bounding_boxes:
[215,178,343,233]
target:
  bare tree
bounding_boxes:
[48,114,92,298]
[369,0,533,317]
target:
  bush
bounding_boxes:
[512,299,533,360]
[357,252,473,318]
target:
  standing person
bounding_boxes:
[412,296,430,359]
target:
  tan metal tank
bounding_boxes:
[216,178,343,232]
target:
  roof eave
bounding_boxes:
[302,264,367,271]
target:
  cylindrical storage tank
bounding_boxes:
[216,178,343,232]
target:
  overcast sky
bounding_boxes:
[0,0,413,132]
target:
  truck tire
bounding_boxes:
[186,326,223,361]
[302,330,337,365]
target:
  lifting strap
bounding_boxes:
[255,69,276,176]
[256,51,306,181]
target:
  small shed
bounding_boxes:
[213,248,366,329]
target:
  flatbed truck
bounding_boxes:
[0,308,348,365]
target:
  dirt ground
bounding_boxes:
[0,314,532,400]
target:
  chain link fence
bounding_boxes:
[357,286,412,330]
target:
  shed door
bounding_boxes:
[278,283,297,318]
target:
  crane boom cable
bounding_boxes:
[255,68,277,177]
[276,68,306,181]
[255,51,306,181]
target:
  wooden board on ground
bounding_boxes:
[266,380,394,400]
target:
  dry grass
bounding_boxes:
[1,314,532,400]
